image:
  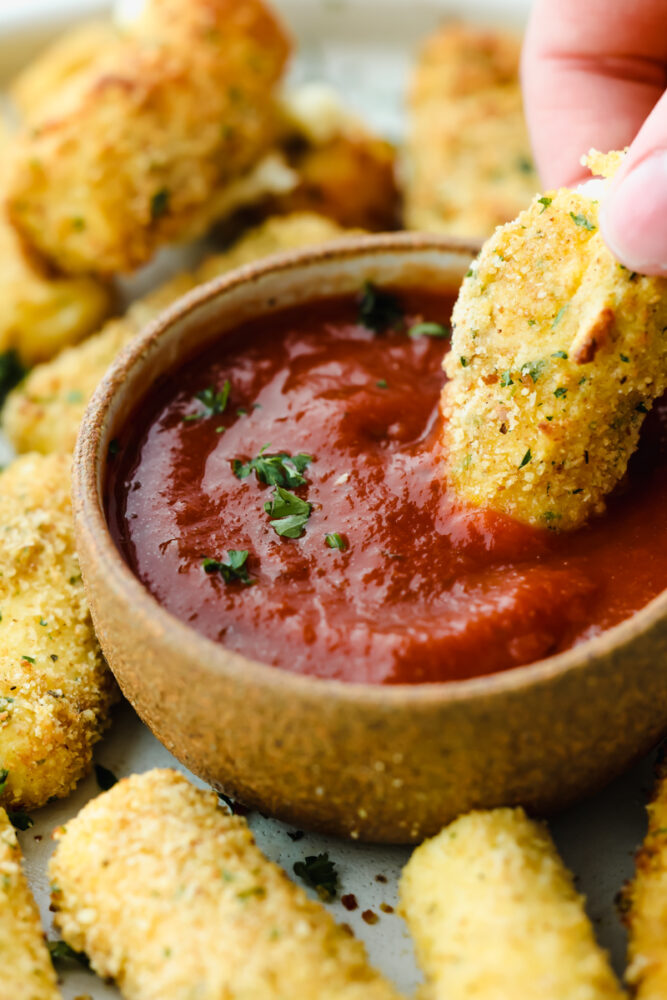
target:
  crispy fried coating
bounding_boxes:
[0,809,61,1000]
[6,0,290,276]
[0,453,118,811]
[10,20,122,121]
[400,808,624,1000]
[441,159,667,531]
[402,23,537,238]
[4,213,351,456]
[621,759,667,999]
[0,206,113,366]
[0,121,112,366]
[50,769,402,1000]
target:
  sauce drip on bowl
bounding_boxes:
[107,291,667,684]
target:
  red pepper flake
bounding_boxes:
[361,909,379,925]
[341,893,358,911]
[380,902,394,914]
[374,874,387,883]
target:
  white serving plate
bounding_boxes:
[0,1,653,997]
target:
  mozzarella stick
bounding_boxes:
[0,808,62,999]
[49,768,403,1000]
[621,760,667,999]
[441,150,667,530]
[0,453,118,811]
[402,23,537,238]
[7,0,290,276]
[399,808,624,1000]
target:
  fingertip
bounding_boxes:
[601,151,667,277]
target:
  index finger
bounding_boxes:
[521,0,667,187]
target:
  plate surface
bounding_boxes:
[1,1,653,996]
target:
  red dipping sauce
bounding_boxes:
[107,290,667,684]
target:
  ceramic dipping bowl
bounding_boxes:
[73,233,667,844]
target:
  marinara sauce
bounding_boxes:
[107,290,667,684]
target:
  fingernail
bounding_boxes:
[601,150,667,276]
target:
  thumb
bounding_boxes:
[601,88,667,277]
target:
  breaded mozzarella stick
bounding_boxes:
[7,0,290,276]
[399,808,624,1000]
[441,151,667,530]
[0,809,62,999]
[0,453,118,811]
[50,769,403,1000]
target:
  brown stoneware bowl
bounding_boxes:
[73,233,667,843]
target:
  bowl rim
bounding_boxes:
[74,229,667,707]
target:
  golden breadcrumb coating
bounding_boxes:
[0,121,112,366]
[402,23,537,238]
[0,809,61,1000]
[10,20,122,121]
[621,759,667,999]
[441,155,667,531]
[0,207,113,367]
[0,453,118,811]
[4,213,351,456]
[582,149,627,181]
[50,769,402,1000]
[7,0,290,276]
[400,808,624,1000]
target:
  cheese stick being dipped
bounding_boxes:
[399,808,625,1000]
[49,768,403,1000]
[441,150,667,531]
[0,808,62,1000]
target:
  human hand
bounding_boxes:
[521,0,667,275]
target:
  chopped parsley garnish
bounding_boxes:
[358,282,403,333]
[521,360,546,383]
[376,379,388,389]
[552,305,568,328]
[264,487,311,539]
[554,387,567,399]
[0,350,27,408]
[8,811,33,831]
[233,447,312,489]
[48,940,90,968]
[636,402,649,414]
[202,550,254,585]
[184,381,231,422]
[0,769,8,796]
[460,356,469,367]
[293,852,339,901]
[408,322,450,339]
[538,196,552,213]
[94,763,118,791]
[551,350,568,359]
[570,212,596,231]
[620,353,630,363]
[325,533,346,551]
[500,370,513,387]
[21,655,35,664]
[236,407,248,417]
[150,188,170,220]
[519,448,532,469]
